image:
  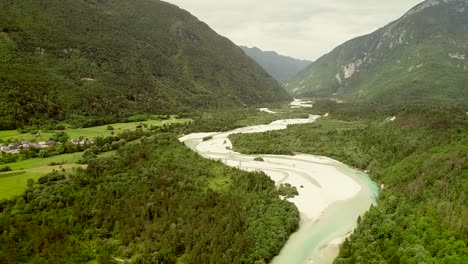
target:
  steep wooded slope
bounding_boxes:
[0,0,290,129]
[288,0,468,107]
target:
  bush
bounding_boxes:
[0,166,12,172]
[101,143,111,152]
[49,161,65,166]
[27,179,34,188]
[39,149,49,158]
[38,172,66,184]
[51,132,70,143]
[106,125,114,131]
[278,183,299,198]
[54,124,66,130]
[203,136,213,141]
[254,157,264,162]
[81,149,97,163]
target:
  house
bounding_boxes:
[82,139,93,145]
[38,141,55,148]
[71,138,93,145]
[0,140,57,154]
[8,143,22,150]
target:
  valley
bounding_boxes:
[230,102,468,263]
[0,117,190,200]
[180,108,378,264]
[0,0,467,263]
[287,0,468,107]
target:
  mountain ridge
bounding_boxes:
[240,46,312,83]
[0,0,291,129]
[287,0,468,107]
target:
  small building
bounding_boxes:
[8,143,22,150]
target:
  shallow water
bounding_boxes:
[180,115,378,264]
[271,163,378,264]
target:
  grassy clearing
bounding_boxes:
[0,118,167,200]
[0,164,84,200]
[0,118,191,142]
[0,130,21,140]
[5,152,83,171]
[0,149,118,200]
[64,118,190,139]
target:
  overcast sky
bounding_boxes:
[165,0,423,60]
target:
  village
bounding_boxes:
[0,138,94,154]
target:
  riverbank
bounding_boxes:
[180,113,378,263]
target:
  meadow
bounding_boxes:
[0,117,191,143]
[0,118,190,200]
[0,153,84,200]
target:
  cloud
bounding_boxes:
[165,0,423,60]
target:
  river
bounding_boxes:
[179,112,378,264]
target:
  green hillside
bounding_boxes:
[0,134,299,263]
[230,103,468,263]
[287,0,468,107]
[0,0,290,129]
[240,46,312,83]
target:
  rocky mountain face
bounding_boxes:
[288,0,468,106]
[240,46,312,83]
[0,0,290,129]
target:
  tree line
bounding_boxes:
[230,102,468,263]
[0,134,299,263]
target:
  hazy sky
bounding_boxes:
[165,0,423,60]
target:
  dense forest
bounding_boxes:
[0,0,290,129]
[186,108,308,133]
[230,102,468,263]
[0,134,299,263]
[2,1,468,263]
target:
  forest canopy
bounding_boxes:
[229,103,468,263]
[0,134,299,263]
[0,0,290,129]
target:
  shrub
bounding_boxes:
[54,124,66,130]
[203,136,213,141]
[278,183,299,198]
[27,179,34,188]
[49,161,65,166]
[0,166,12,172]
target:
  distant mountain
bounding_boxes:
[0,0,290,129]
[288,0,468,107]
[240,46,312,83]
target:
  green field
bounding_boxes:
[0,118,187,200]
[0,150,125,200]
[0,118,191,142]
[0,141,150,200]
[0,152,85,200]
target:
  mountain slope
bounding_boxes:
[0,0,290,129]
[288,0,468,106]
[240,46,312,83]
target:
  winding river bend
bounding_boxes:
[180,113,379,264]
